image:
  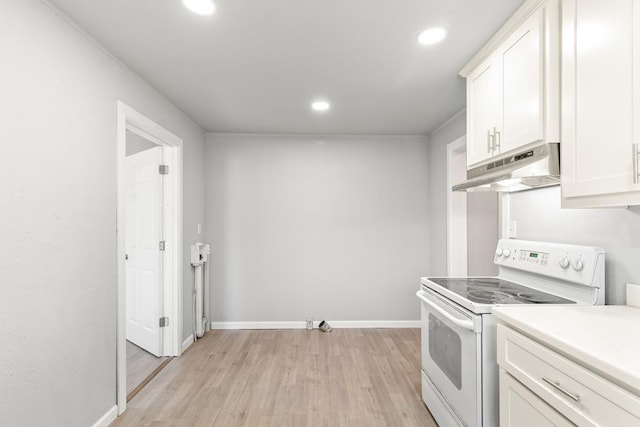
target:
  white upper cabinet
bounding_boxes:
[461,0,559,168]
[467,57,502,166]
[501,10,546,154]
[561,0,640,207]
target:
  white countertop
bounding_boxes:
[492,304,640,396]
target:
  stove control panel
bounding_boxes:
[517,250,549,266]
[493,239,605,288]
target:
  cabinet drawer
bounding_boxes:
[497,324,640,426]
[500,370,573,427]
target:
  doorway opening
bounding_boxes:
[447,136,499,276]
[447,137,468,276]
[117,102,183,415]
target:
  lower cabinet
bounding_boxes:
[497,324,640,427]
[499,370,573,427]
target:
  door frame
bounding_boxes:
[116,101,183,415]
[446,136,468,276]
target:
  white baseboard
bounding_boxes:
[92,405,117,427]
[210,320,420,330]
[210,321,306,330]
[181,334,194,353]
[327,320,421,328]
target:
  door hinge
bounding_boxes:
[159,164,169,175]
[159,317,169,327]
[159,240,166,251]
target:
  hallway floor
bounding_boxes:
[126,340,170,399]
[112,328,436,426]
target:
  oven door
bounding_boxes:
[417,287,482,427]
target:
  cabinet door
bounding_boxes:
[467,56,502,167]
[562,0,640,205]
[499,371,574,427]
[500,7,545,154]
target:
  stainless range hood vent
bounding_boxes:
[452,142,560,193]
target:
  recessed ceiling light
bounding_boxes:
[182,0,216,16]
[417,27,447,45]
[311,100,330,112]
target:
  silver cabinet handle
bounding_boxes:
[633,144,639,185]
[542,377,580,402]
[493,127,501,153]
[487,130,493,154]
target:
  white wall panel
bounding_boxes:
[509,186,640,304]
[0,1,206,424]
[205,134,430,322]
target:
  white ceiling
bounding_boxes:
[49,0,522,135]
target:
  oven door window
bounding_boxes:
[428,313,462,389]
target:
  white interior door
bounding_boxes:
[125,146,163,357]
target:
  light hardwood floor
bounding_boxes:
[112,328,437,427]
[126,340,170,398]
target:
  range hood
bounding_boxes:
[453,142,560,192]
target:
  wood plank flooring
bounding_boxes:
[112,329,437,427]
[126,340,170,398]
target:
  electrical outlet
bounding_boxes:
[509,220,517,238]
[627,283,640,308]
[306,318,313,330]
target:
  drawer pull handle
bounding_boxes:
[542,377,580,402]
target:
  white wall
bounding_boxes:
[508,187,640,304]
[0,1,205,425]
[428,110,467,275]
[205,133,430,323]
[467,192,499,276]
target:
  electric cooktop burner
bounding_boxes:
[466,289,512,304]
[427,277,575,305]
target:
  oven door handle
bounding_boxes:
[416,291,476,332]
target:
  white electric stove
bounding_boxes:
[416,239,605,427]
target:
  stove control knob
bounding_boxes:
[559,256,570,269]
[572,258,584,271]
[496,248,503,257]
[503,249,511,258]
